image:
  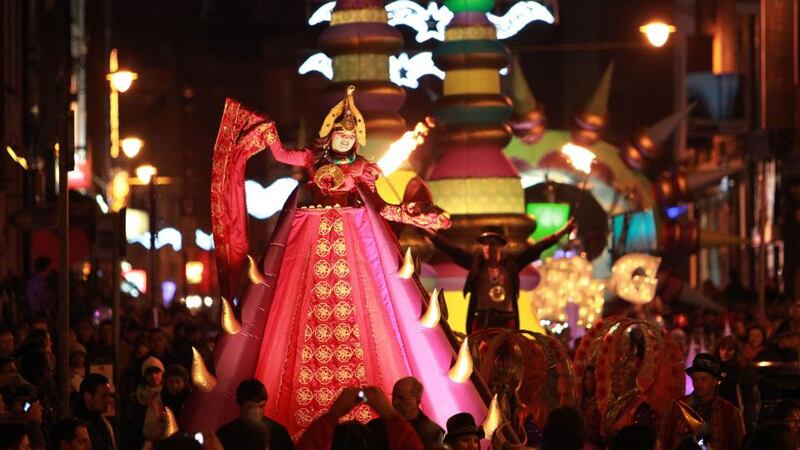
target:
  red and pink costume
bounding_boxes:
[183,99,486,439]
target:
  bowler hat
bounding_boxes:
[477,226,507,246]
[685,353,721,379]
[444,412,485,443]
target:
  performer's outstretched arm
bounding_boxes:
[513,217,575,269]
[426,230,474,270]
[359,175,451,231]
[258,121,311,167]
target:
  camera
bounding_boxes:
[23,401,31,412]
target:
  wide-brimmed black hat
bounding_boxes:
[477,225,507,246]
[685,353,721,379]
[444,412,485,443]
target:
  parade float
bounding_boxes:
[183,0,747,443]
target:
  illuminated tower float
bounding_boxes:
[427,0,542,333]
[317,0,408,160]
[182,0,495,437]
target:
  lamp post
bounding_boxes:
[106,49,137,441]
[136,165,159,326]
[107,49,138,159]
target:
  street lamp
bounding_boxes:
[107,170,130,213]
[135,164,157,185]
[185,261,204,285]
[107,49,138,158]
[640,22,676,48]
[121,137,144,158]
[107,70,138,93]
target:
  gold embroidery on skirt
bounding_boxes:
[293,209,371,431]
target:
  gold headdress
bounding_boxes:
[319,85,367,147]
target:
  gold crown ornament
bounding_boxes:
[319,85,367,147]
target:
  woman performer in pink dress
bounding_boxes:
[183,87,487,439]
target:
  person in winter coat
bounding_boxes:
[161,365,191,425]
[124,356,169,450]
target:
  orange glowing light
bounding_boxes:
[640,22,676,48]
[377,120,433,176]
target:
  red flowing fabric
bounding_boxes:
[210,98,273,300]
[182,99,295,431]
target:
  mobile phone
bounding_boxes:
[193,432,204,445]
[23,401,31,412]
[357,389,368,403]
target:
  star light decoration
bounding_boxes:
[301,52,446,89]
[389,52,445,89]
[533,255,605,328]
[487,1,555,39]
[310,1,553,42]
[387,0,454,43]
[301,1,554,88]
[298,53,334,80]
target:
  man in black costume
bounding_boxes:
[427,219,574,333]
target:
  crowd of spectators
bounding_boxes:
[0,258,798,449]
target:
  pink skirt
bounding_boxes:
[253,206,485,439]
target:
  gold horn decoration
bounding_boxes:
[420,288,441,328]
[319,101,345,139]
[491,422,526,450]
[318,85,367,146]
[482,394,504,438]
[449,337,474,383]
[247,254,267,285]
[220,296,242,335]
[346,85,367,147]
[162,406,179,438]
[676,399,705,435]
[191,346,217,392]
[398,247,415,279]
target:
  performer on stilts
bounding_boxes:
[183,86,487,439]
